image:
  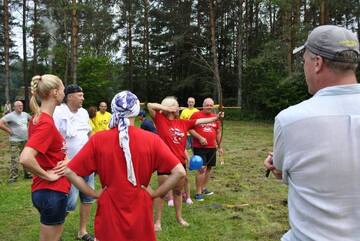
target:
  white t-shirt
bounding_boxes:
[274,84,360,241]
[53,104,91,159]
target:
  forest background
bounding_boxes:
[1,0,360,119]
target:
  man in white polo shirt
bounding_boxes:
[264,25,360,241]
[53,84,94,241]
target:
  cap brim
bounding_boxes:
[292,45,305,55]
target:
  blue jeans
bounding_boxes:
[66,173,95,212]
[32,189,68,225]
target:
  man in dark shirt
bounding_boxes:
[138,110,157,133]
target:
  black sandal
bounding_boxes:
[78,234,94,241]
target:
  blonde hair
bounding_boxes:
[30,74,63,116]
[161,96,178,107]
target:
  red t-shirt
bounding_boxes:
[191,111,220,148]
[26,112,70,193]
[154,111,196,163]
[68,127,180,241]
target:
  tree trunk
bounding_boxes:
[237,0,244,107]
[3,0,10,103]
[209,0,222,106]
[287,0,300,74]
[71,0,78,84]
[63,4,70,86]
[23,0,29,111]
[33,0,38,75]
[127,1,134,91]
[319,0,329,25]
[143,0,150,101]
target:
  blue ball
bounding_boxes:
[189,155,203,171]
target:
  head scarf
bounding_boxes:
[109,91,140,186]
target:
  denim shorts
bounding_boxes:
[66,173,95,212]
[32,189,68,225]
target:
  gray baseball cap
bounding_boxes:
[293,25,359,63]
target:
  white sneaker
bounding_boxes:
[168,199,174,207]
[186,198,193,205]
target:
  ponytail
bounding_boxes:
[30,75,41,117]
[29,74,63,122]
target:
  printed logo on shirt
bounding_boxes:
[200,123,217,133]
[169,127,185,144]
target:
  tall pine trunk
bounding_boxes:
[32,0,38,75]
[127,1,134,91]
[71,0,78,83]
[237,0,244,107]
[143,0,150,101]
[209,0,222,105]
[23,0,29,112]
[319,0,329,25]
[3,0,10,103]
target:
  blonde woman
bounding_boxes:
[20,74,70,241]
[148,96,223,231]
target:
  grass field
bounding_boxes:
[0,120,289,241]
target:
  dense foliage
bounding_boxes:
[1,0,360,118]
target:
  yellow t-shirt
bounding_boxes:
[180,107,199,120]
[93,111,112,132]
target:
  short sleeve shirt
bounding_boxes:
[154,111,196,163]
[68,127,180,241]
[53,104,91,159]
[93,111,112,132]
[190,111,220,148]
[26,112,70,193]
[273,84,360,240]
[1,111,31,142]
[180,107,199,120]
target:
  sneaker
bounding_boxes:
[168,199,174,207]
[186,198,193,205]
[202,188,214,196]
[195,194,204,201]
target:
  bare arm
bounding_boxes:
[0,119,12,135]
[19,147,61,181]
[64,167,101,198]
[147,103,179,119]
[195,111,224,126]
[143,163,186,199]
[189,129,207,146]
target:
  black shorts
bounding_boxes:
[157,163,186,176]
[193,148,217,167]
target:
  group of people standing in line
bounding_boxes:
[1,73,223,241]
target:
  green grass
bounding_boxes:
[0,120,289,240]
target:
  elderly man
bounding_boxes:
[64,91,186,241]
[264,25,360,240]
[0,100,31,182]
[53,84,95,241]
[190,98,223,201]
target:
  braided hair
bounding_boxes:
[30,74,63,120]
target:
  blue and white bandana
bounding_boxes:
[109,91,140,186]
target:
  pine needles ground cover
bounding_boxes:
[0,121,289,241]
